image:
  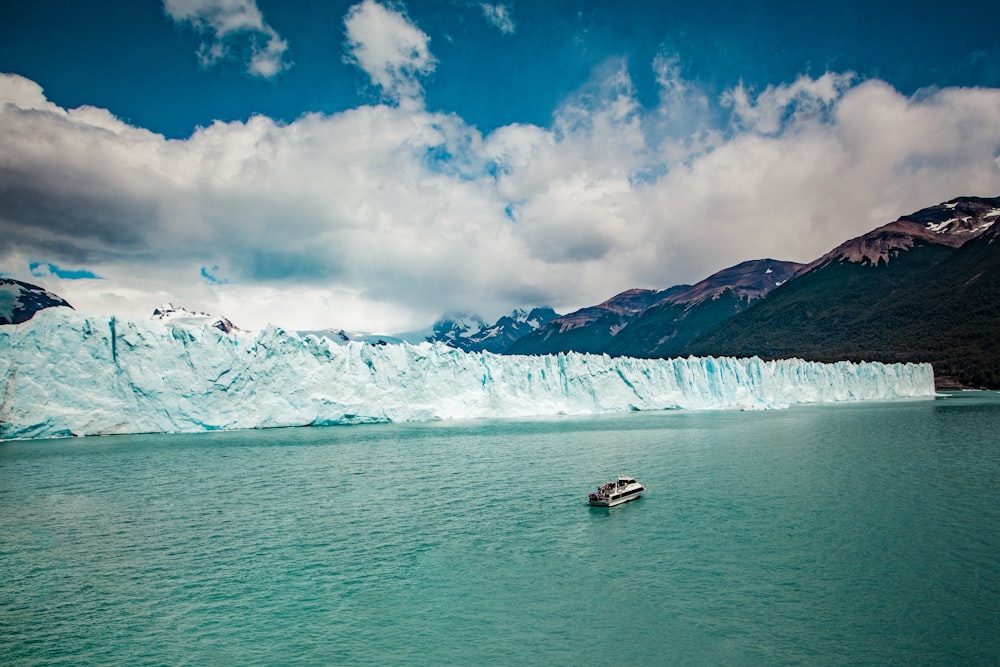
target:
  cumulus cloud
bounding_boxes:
[2,54,999,332]
[637,77,1000,278]
[650,52,714,143]
[723,72,854,135]
[480,3,516,34]
[344,0,436,108]
[163,0,290,78]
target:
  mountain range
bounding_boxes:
[507,259,803,357]
[684,196,1000,388]
[4,194,998,388]
[303,308,560,353]
[508,194,999,389]
[443,308,560,353]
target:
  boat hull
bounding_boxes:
[588,485,644,507]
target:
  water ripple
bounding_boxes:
[2,395,999,665]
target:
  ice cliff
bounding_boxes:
[1,308,936,440]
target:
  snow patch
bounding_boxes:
[926,218,960,233]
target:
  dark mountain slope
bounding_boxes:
[507,259,803,357]
[683,196,1000,387]
[506,287,686,355]
[0,278,74,325]
[606,259,802,358]
[863,220,1000,387]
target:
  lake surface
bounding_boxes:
[2,392,999,665]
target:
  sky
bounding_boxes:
[1,0,1000,332]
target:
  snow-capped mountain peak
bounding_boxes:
[410,308,559,353]
[151,303,238,333]
[801,195,1000,273]
[430,312,488,344]
[510,308,529,323]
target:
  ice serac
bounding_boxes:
[0,308,936,440]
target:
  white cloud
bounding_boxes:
[651,52,711,134]
[2,60,999,332]
[163,0,290,78]
[723,72,854,135]
[480,3,516,34]
[638,78,1000,279]
[344,0,436,108]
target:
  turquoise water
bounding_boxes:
[2,393,999,665]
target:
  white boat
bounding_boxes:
[588,476,645,507]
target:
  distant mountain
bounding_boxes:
[298,328,406,346]
[683,195,1000,388]
[0,278,73,325]
[506,259,801,357]
[152,303,239,333]
[425,312,488,348]
[605,259,803,358]
[308,308,559,352]
[455,307,560,353]
[506,287,686,355]
[416,308,557,353]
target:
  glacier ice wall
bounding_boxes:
[1,308,936,440]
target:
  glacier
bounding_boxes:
[1,308,936,441]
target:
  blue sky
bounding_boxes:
[1,0,999,331]
[4,1,998,139]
